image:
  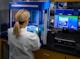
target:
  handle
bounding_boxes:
[43,53,50,56]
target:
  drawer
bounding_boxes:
[34,49,65,59]
[34,49,50,59]
[66,55,80,59]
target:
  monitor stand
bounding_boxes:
[62,28,69,34]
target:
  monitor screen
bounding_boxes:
[25,24,44,33]
[26,25,38,33]
[54,15,78,30]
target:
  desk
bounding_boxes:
[0,38,80,59]
[34,49,80,59]
[0,38,8,59]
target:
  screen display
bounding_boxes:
[26,25,38,33]
[25,24,44,33]
[54,15,78,30]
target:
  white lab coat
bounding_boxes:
[8,28,41,59]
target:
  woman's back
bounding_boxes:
[8,28,41,59]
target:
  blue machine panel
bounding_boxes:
[9,1,50,10]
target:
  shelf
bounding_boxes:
[55,43,75,48]
[54,0,80,2]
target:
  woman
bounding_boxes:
[8,9,41,59]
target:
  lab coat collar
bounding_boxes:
[20,28,27,32]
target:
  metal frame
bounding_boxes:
[9,1,50,45]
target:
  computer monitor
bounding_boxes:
[54,15,78,30]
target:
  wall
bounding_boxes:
[0,0,10,35]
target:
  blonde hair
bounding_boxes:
[13,9,30,38]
